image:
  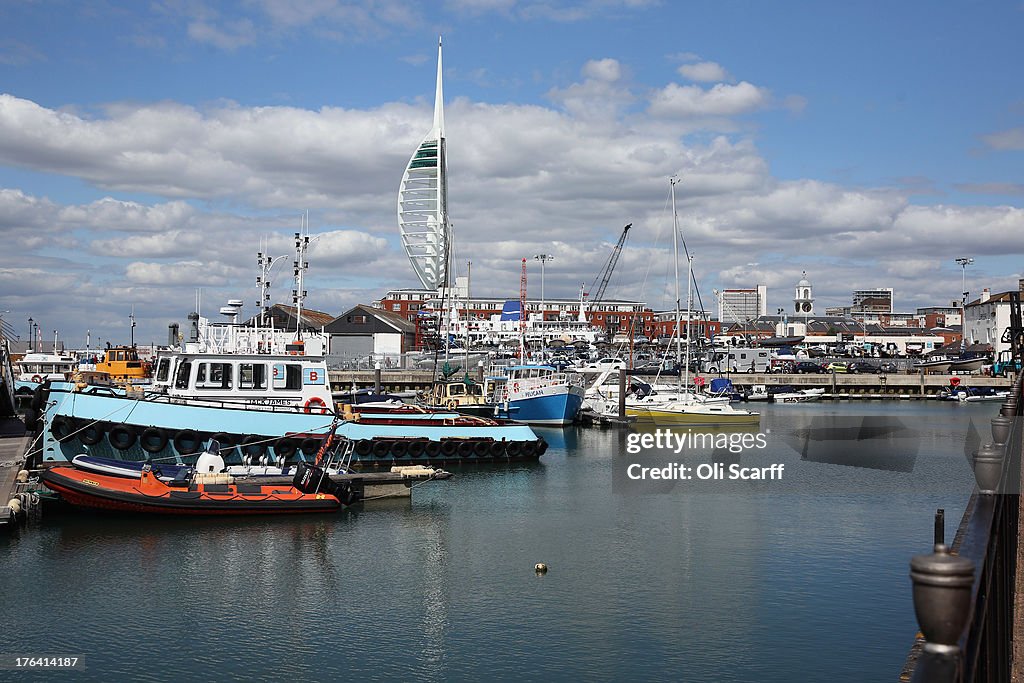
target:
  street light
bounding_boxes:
[955,257,974,352]
[28,317,33,349]
[534,254,554,320]
[955,257,974,307]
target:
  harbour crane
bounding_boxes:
[588,223,631,306]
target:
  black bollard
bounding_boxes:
[934,509,944,546]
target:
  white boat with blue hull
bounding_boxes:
[35,378,544,468]
[490,365,586,426]
[30,303,545,468]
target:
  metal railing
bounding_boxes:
[901,370,1023,682]
[326,352,493,372]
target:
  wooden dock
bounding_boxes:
[0,416,31,530]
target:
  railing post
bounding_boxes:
[991,415,1013,447]
[909,542,976,682]
[973,443,1006,495]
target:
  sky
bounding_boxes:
[0,0,1022,347]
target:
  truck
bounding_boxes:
[992,351,1022,377]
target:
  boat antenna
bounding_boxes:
[130,306,136,347]
[293,212,310,342]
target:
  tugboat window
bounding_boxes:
[239,363,267,390]
[284,364,302,390]
[155,358,171,382]
[174,361,192,389]
[196,362,232,389]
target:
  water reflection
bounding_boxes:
[0,401,996,681]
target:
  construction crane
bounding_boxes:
[588,223,631,306]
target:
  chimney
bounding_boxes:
[981,288,990,303]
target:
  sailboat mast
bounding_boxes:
[670,178,682,380]
[684,253,693,391]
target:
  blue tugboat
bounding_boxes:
[489,365,586,425]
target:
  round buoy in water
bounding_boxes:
[535,563,548,574]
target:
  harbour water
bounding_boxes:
[0,400,987,681]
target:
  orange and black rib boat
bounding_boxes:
[41,465,345,515]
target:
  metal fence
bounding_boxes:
[901,370,1023,682]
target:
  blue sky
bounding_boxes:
[0,0,1022,346]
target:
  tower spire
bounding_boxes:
[433,36,445,138]
[398,37,452,292]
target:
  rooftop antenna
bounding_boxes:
[130,306,136,347]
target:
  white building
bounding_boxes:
[852,288,894,313]
[963,285,1023,357]
[719,285,767,324]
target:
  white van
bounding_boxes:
[704,348,771,374]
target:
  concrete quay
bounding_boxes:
[329,369,1013,398]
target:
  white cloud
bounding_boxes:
[0,50,1021,341]
[125,261,237,286]
[582,58,623,82]
[678,61,730,83]
[187,18,257,50]
[982,127,1024,151]
[648,81,770,118]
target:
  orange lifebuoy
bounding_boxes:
[31,374,42,383]
[304,397,329,414]
[694,376,706,387]
[949,377,961,387]
[512,382,520,392]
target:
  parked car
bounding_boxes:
[580,357,626,372]
[826,361,849,373]
[792,361,827,374]
[879,361,899,373]
[847,360,880,374]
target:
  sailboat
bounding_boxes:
[625,179,759,426]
